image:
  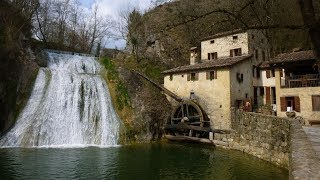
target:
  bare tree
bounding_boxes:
[117,5,144,62]
[33,0,113,53]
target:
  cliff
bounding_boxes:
[101,54,171,143]
[0,1,40,133]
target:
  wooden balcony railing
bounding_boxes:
[283,74,320,88]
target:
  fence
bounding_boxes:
[283,74,320,88]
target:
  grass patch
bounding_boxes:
[102,57,131,111]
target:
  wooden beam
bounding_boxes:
[164,124,211,132]
[164,123,232,134]
[164,135,214,144]
[133,70,184,102]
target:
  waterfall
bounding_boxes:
[0,52,120,147]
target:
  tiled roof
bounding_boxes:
[258,61,270,68]
[162,55,252,74]
[271,50,317,64]
[202,29,245,41]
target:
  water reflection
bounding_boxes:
[0,143,288,180]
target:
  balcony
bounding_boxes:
[283,74,320,88]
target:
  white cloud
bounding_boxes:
[79,0,153,48]
[90,0,152,19]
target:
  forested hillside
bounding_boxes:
[126,0,319,67]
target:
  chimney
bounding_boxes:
[190,47,198,65]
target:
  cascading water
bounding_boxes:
[0,52,120,147]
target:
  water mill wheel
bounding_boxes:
[164,101,210,138]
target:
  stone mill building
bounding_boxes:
[162,29,270,130]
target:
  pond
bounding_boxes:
[0,143,288,180]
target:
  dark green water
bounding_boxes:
[0,143,288,180]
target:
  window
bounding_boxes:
[256,67,261,78]
[266,69,275,78]
[236,73,243,83]
[210,71,215,80]
[190,92,196,99]
[271,69,275,77]
[262,50,266,61]
[208,52,217,60]
[286,97,294,111]
[252,66,256,77]
[169,74,173,81]
[191,73,196,81]
[259,87,264,96]
[271,87,276,104]
[187,73,198,81]
[233,36,238,40]
[255,49,259,60]
[230,48,242,57]
[207,71,217,80]
[280,96,300,112]
[312,95,320,111]
[210,40,215,44]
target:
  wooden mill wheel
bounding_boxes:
[170,101,208,127]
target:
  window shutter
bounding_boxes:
[239,48,242,56]
[214,71,218,79]
[230,50,233,57]
[280,97,286,112]
[266,87,271,104]
[206,72,209,80]
[195,73,199,81]
[280,69,283,77]
[294,96,300,112]
[187,74,191,81]
[312,95,320,111]
[266,70,271,78]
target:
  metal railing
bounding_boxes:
[283,74,320,88]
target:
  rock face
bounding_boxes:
[117,67,171,142]
[0,48,39,134]
[0,1,40,134]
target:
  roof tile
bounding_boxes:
[271,50,317,63]
[162,55,252,74]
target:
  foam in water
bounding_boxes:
[0,52,120,147]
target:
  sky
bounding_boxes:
[79,0,154,49]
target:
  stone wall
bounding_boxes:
[290,119,320,179]
[215,110,291,168]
